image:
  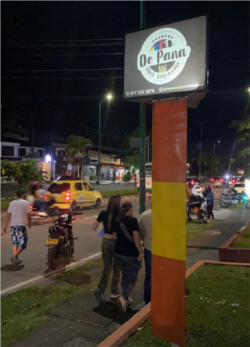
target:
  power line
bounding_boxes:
[2,38,124,43]
[2,42,124,48]
[2,76,123,80]
[2,53,124,58]
[3,67,123,73]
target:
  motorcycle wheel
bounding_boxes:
[246,201,250,209]
[70,201,77,215]
[68,239,75,255]
[197,213,202,224]
[219,199,229,208]
[47,247,56,270]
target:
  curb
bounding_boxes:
[97,260,250,347]
[219,222,250,263]
[0,252,101,297]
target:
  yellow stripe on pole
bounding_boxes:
[152,181,186,261]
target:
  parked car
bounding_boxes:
[210,176,229,188]
[187,177,200,187]
[46,180,102,211]
[233,182,246,194]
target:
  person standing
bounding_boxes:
[203,184,215,222]
[139,198,152,305]
[114,201,143,313]
[92,194,121,303]
[3,189,31,264]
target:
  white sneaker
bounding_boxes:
[117,296,127,314]
[38,212,48,217]
[126,297,133,307]
[110,292,120,300]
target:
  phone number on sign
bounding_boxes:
[126,89,155,97]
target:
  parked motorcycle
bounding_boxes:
[45,211,77,270]
[188,185,208,224]
[219,188,249,208]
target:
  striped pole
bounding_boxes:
[151,99,187,346]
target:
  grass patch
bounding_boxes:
[124,265,250,347]
[186,221,215,241]
[101,189,137,198]
[1,258,102,347]
[1,200,11,209]
[232,225,250,248]
[228,203,244,209]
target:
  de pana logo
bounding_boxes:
[137,28,191,85]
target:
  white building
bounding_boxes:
[1,140,45,161]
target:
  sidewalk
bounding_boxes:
[7,209,249,347]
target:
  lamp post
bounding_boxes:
[213,140,220,157]
[97,93,113,184]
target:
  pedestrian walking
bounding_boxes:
[92,194,121,303]
[3,189,31,264]
[203,184,215,222]
[114,201,143,313]
[139,197,152,305]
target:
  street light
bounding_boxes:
[97,93,113,184]
[213,140,220,157]
[248,87,250,93]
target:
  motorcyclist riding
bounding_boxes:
[26,182,49,217]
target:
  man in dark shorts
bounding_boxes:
[3,189,31,264]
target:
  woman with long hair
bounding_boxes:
[113,201,143,313]
[92,194,121,303]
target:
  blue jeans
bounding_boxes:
[115,253,142,300]
[144,248,151,304]
[33,200,48,212]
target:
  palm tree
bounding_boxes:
[66,135,92,179]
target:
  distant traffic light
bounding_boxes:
[131,165,134,170]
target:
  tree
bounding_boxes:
[123,154,140,171]
[0,160,15,182]
[66,135,92,179]
[1,159,45,188]
[230,116,250,175]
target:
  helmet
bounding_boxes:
[191,184,203,196]
[58,213,71,227]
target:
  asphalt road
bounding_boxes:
[1,195,147,291]
[1,189,224,292]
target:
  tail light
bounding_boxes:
[210,178,215,182]
[191,180,194,185]
[44,194,48,200]
[64,192,71,201]
[30,205,33,210]
[219,178,224,182]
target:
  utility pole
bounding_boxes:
[139,0,146,214]
[198,121,206,180]
[31,129,35,159]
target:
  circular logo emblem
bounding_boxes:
[137,28,191,85]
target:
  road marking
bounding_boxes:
[83,215,98,220]
[0,252,101,297]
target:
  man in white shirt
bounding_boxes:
[3,189,31,264]
[139,197,152,304]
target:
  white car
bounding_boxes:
[233,182,245,193]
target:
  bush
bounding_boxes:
[123,171,132,182]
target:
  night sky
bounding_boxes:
[1,1,250,157]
